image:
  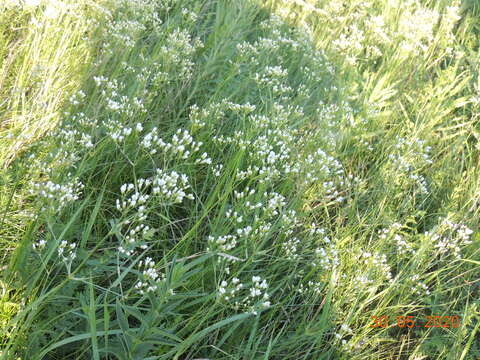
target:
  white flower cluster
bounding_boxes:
[40,147,81,175]
[282,237,301,261]
[218,276,271,315]
[281,209,301,230]
[394,233,413,256]
[440,1,461,53]
[118,221,150,256]
[69,90,86,106]
[141,128,211,164]
[236,15,308,69]
[194,15,341,193]
[57,240,77,269]
[297,280,322,296]
[101,0,165,52]
[313,245,339,272]
[308,223,329,239]
[106,18,146,48]
[148,28,203,87]
[115,171,192,255]
[228,125,299,184]
[428,218,473,260]
[302,149,353,204]
[335,324,352,339]
[189,100,256,131]
[117,181,149,211]
[117,170,193,210]
[206,187,296,278]
[98,78,146,119]
[206,163,220,178]
[21,2,362,325]
[335,323,353,346]
[207,204,257,256]
[207,234,238,253]
[265,192,287,217]
[379,223,414,257]
[32,238,47,251]
[254,65,292,97]
[58,125,94,149]
[332,25,365,65]
[234,187,256,200]
[307,148,343,175]
[398,4,439,54]
[152,169,194,203]
[206,17,341,188]
[134,257,166,295]
[353,274,375,291]
[31,178,84,210]
[181,7,198,23]
[361,251,392,282]
[290,0,459,67]
[218,277,242,301]
[225,208,244,223]
[386,136,432,196]
[411,274,430,296]
[109,125,133,142]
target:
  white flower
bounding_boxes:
[24,0,41,7]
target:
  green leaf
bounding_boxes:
[116,299,133,351]
[81,187,105,248]
[88,280,100,360]
[172,313,251,359]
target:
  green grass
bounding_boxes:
[0,0,479,359]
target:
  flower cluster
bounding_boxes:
[360,251,393,282]
[99,78,147,118]
[353,274,375,291]
[141,128,211,164]
[334,323,354,348]
[32,238,47,251]
[378,223,414,257]
[313,244,339,272]
[58,126,94,149]
[57,239,78,274]
[151,169,194,203]
[134,257,166,295]
[385,136,432,196]
[282,0,459,68]
[30,178,84,211]
[282,237,301,261]
[427,218,473,260]
[207,234,238,253]
[101,0,163,53]
[254,65,292,97]
[115,171,192,255]
[397,3,439,54]
[308,223,329,238]
[19,0,373,334]
[218,276,271,315]
[218,277,242,301]
[411,274,430,296]
[154,28,203,84]
[297,280,322,296]
[57,240,77,262]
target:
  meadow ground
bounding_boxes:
[0,0,479,359]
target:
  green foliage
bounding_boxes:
[0,0,479,359]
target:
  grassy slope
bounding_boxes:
[0,0,479,359]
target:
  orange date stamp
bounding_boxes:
[370,315,461,329]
